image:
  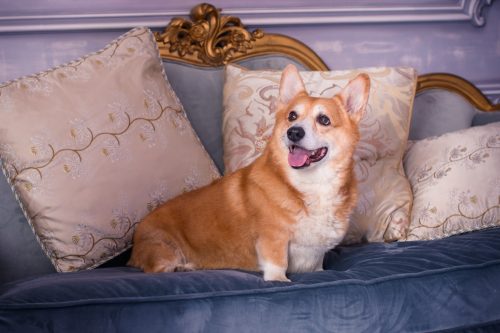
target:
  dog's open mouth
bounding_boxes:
[288,145,328,169]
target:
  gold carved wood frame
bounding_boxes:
[156,3,499,112]
[155,3,328,71]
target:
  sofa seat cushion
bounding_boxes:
[1,227,500,333]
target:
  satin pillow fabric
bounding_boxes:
[403,122,500,241]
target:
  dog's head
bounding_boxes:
[270,64,370,171]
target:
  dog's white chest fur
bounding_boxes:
[287,170,348,273]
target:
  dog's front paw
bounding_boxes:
[264,273,291,282]
[384,227,404,242]
[262,262,291,282]
[384,213,409,242]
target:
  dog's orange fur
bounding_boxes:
[128,65,370,281]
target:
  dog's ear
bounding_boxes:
[339,74,370,123]
[279,64,307,105]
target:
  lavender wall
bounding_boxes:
[1,0,499,101]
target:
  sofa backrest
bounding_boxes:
[411,74,500,140]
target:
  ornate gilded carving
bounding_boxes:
[155,3,328,70]
[156,3,264,66]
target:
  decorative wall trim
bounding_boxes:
[478,82,500,95]
[477,82,500,103]
[0,0,493,33]
[468,0,493,26]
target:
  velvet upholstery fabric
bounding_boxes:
[0,174,55,285]
[162,62,225,172]
[409,89,477,140]
[472,110,500,126]
[1,227,500,333]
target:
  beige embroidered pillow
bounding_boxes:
[403,122,500,241]
[0,27,220,272]
[223,64,417,243]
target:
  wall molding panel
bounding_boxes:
[477,82,500,103]
[0,0,494,33]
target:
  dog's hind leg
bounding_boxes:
[128,228,192,273]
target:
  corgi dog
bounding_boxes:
[128,64,370,281]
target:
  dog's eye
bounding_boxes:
[288,111,298,121]
[317,114,331,126]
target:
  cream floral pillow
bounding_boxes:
[0,27,219,272]
[403,122,500,241]
[223,64,417,243]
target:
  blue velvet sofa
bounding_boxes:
[1,4,500,332]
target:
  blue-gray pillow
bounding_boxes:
[0,172,56,285]
[410,89,476,140]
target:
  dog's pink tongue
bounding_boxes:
[288,147,309,168]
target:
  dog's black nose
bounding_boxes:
[287,126,305,142]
